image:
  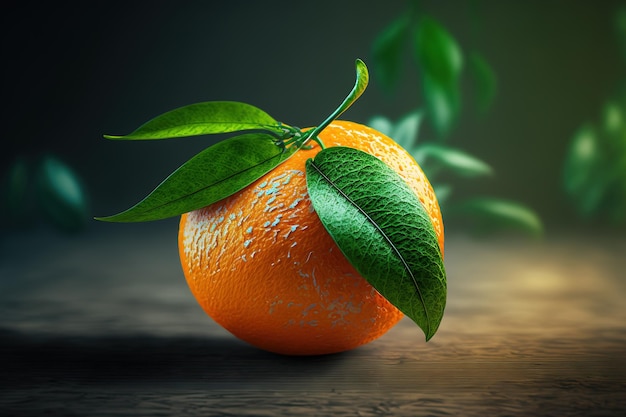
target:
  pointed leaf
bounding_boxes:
[422,74,460,137]
[469,52,497,115]
[415,16,463,87]
[452,197,543,237]
[36,155,89,233]
[372,14,410,92]
[392,110,423,150]
[306,146,446,341]
[329,59,369,122]
[413,143,493,177]
[97,133,296,222]
[104,101,281,140]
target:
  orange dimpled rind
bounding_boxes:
[178,120,444,355]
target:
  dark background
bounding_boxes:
[2,0,624,233]
[2,3,625,415]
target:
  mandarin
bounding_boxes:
[178,120,444,355]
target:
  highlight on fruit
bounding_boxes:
[97,59,447,353]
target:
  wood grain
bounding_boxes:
[1,225,625,416]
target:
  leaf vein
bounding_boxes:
[308,159,431,334]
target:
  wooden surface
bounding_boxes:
[1,223,625,416]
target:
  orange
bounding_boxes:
[178,120,444,355]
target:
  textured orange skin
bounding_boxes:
[178,121,444,355]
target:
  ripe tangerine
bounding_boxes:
[178,120,444,355]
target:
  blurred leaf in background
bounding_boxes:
[415,16,463,137]
[563,4,626,227]
[468,51,497,117]
[2,155,90,233]
[372,13,411,92]
[563,98,626,225]
[369,0,541,237]
[368,111,543,237]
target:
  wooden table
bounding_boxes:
[1,223,625,416]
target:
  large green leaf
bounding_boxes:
[104,101,281,140]
[306,146,446,341]
[36,155,89,232]
[412,143,492,177]
[372,14,410,92]
[451,197,543,237]
[97,133,296,222]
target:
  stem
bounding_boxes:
[311,136,326,150]
[301,59,370,148]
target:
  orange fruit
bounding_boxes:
[178,120,444,355]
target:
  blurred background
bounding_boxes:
[2,0,625,236]
[2,2,625,415]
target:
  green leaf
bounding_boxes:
[563,124,598,196]
[563,104,626,222]
[602,101,622,135]
[96,133,296,222]
[412,143,493,177]
[391,110,423,150]
[421,74,460,137]
[414,16,463,88]
[36,155,89,233]
[414,17,463,137]
[372,14,410,92]
[562,124,607,215]
[469,52,497,115]
[452,197,543,237]
[367,115,394,137]
[306,146,446,341]
[339,59,370,118]
[104,101,281,140]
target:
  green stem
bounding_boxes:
[301,59,370,149]
[311,136,326,150]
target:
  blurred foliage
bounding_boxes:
[369,0,542,237]
[563,5,626,226]
[2,154,90,233]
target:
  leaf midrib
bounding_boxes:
[307,159,431,335]
[109,122,281,139]
[104,150,287,221]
